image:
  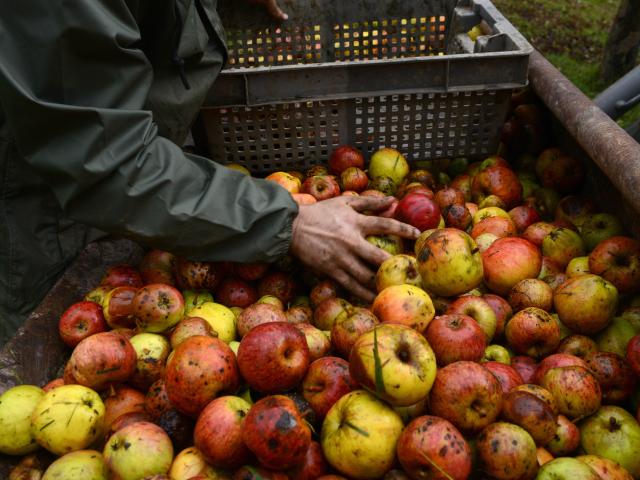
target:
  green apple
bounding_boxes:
[579,405,640,478]
[566,256,590,277]
[366,235,404,255]
[0,385,44,455]
[129,333,171,390]
[576,455,634,480]
[536,457,600,479]
[481,344,511,364]
[579,213,625,252]
[321,390,404,479]
[596,316,640,357]
[189,302,237,343]
[368,148,410,186]
[256,295,284,310]
[349,324,436,406]
[183,290,214,315]
[43,450,107,480]
[103,422,173,479]
[31,385,104,455]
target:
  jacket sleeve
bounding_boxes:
[0,0,298,263]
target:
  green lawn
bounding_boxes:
[492,0,639,127]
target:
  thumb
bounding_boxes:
[265,0,288,20]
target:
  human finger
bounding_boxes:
[354,237,392,267]
[359,215,420,239]
[264,0,288,20]
[331,268,376,303]
[338,254,377,289]
[343,195,394,213]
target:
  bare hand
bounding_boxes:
[290,196,420,303]
[250,0,289,20]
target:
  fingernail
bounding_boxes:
[283,13,289,20]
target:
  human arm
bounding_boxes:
[0,0,297,263]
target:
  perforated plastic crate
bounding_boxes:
[201,0,532,174]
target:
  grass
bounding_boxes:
[492,0,640,127]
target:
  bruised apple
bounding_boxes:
[372,284,435,333]
[417,229,484,297]
[165,336,239,417]
[302,357,358,418]
[396,415,472,480]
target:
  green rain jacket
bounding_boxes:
[0,0,299,343]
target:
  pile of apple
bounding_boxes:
[4,94,640,480]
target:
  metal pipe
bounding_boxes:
[594,65,640,119]
[528,49,640,213]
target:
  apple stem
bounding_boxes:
[419,452,454,480]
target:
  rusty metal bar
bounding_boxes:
[528,49,640,214]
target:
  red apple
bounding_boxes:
[313,297,351,331]
[302,357,358,418]
[394,191,442,232]
[139,250,176,286]
[554,195,595,227]
[501,390,557,446]
[483,293,513,338]
[258,271,297,305]
[476,422,539,479]
[329,146,365,175]
[443,203,473,231]
[216,278,259,308]
[310,280,339,308]
[557,334,598,359]
[508,279,553,313]
[483,361,524,393]
[429,361,503,433]
[302,175,341,201]
[331,307,379,359]
[194,395,252,469]
[103,285,138,329]
[511,356,538,384]
[446,295,497,342]
[132,283,185,333]
[237,303,288,338]
[435,187,466,211]
[100,264,143,289]
[242,395,311,470]
[470,215,517,240]
[538,256,564,278]
[165,336,239,417]
[546,414,580,456]
[144,379,173,420]
[522,222,556,247]
[237,322,310,393]
[471,165,522,209]
[294,323,331,361]
[424,314,487,366]
[532,353,589,385]
[372,284,435,333]
[626,335,640,377]
[103,385,146,432]
[340,167,369,192]
[535,148,584,194]
[170,316,217,349]
[288,441,329,480]
[235,262,270,281]
[58,301,107,347]
[585,351,637,404]
[589,236,640,294]
[65,331,136,391]
[482,237,542,296]
[286,305,314,325]
[174,258,224,291]
[510,205,542,233]
[397,415,472,480]
[539,366,601,419]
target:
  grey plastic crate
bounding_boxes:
[201,0,532,174]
